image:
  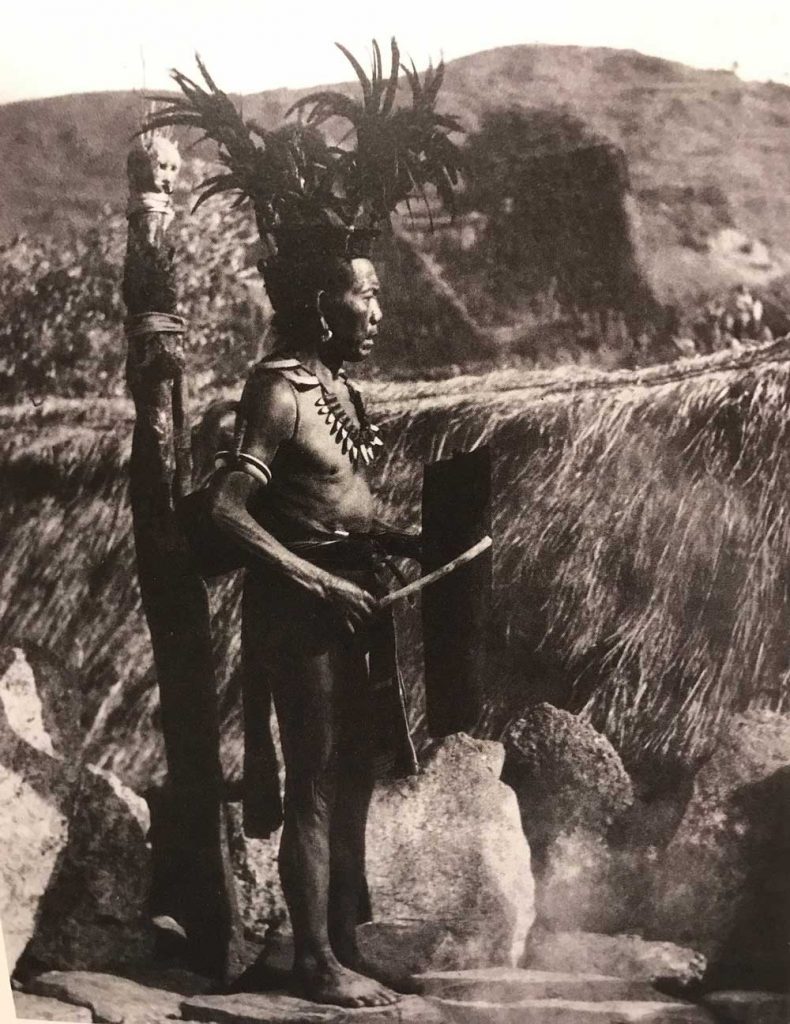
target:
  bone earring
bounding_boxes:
[317,291,333,344]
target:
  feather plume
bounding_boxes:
[290,39,464,226]
[142,39,464,245]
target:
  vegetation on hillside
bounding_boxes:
[0,150,655,404]
[3,45,790,308]
[0,199,491,402]
[0,182,268,403]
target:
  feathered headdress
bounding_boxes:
[142,39,463,262]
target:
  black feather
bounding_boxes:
[141,42,462,236]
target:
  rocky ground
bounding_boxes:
[11,956,790,1023]
[3,647,789,1024]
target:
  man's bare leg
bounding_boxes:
[272,640,398,1009]
[327,765,371,966]
[327,767,412,994]
[278,771,399,1007]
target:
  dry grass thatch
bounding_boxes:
[2,340,790,779]
[370,339,790,768]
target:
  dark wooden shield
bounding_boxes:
[421,446,492,737]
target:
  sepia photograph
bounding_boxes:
[1,1,789,1021]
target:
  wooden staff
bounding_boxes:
[378,536,492,608]
[123,139,244,983]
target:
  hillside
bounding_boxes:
[3,44,790,310]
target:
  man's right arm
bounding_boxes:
[207,372,377,633]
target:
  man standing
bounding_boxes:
[209,239,419,1008]
[146,41,461,1006]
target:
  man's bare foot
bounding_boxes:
[336,949,420,995]
[294,957,401,1008]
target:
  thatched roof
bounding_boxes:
[371,339,790,767]
[2,340,789,776]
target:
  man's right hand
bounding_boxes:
[323,577,379,635]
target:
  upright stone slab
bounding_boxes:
[502,703,634,863]
[0,646,80,972]
[225,801,288,942]
[421,447,491,737]
[651,710,790,987]
[364,733,534,973]
[0,646,155,975]
[0,757,71,972]
[24,766,154,971]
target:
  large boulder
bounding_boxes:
[22,765,154,972]
[0,644,154,974]
[501,704,637,932]
[651,710,790,988]
[363,733,534,973]
[225,802,288,942]
[502,703,634,864]
[0,747,72,972]
[0,646,82,970]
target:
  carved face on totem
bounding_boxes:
[126,134,182,195]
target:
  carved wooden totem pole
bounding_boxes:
[122,133,244,982]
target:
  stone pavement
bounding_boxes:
[14,964,787,1024]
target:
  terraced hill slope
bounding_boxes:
[3,44,790,308]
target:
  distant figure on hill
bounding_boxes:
[731,284,753,342]
[730,285,772,343]
[694,287,774,352]
[733,284,754,316]
[697,299,725,353]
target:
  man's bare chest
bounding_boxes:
[251,360,383,481]
[292,385,363,478]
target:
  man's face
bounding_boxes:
[325,258,383,362]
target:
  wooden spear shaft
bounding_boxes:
[123,163,244,984]
[378,536,492,608]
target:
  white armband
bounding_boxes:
[214,450,272,487]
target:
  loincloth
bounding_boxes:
[240,534,418,839]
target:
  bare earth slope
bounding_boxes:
[3,45,790,305]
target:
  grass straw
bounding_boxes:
[1,340,789,776]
